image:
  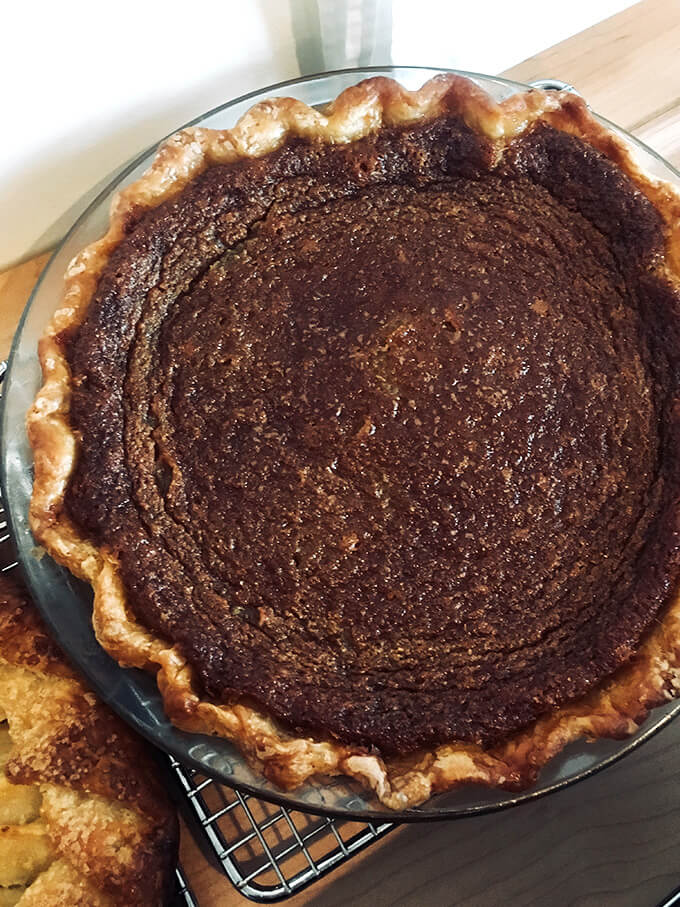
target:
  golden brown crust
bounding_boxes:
[14,859,111,907]
[0,574,177,904]
[27,74,680,810]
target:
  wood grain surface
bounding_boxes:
[505,0,680,137]
[0,253,50,360]
[3,1,680,903]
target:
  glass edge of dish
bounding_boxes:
[3,64,680,822]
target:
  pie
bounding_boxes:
[0,573,178,904]
[27,74,680,810]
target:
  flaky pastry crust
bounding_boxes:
[0,574,178,904]
[27,74,680,810]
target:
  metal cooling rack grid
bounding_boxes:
[175,866,199,906]
[172,758,393,901]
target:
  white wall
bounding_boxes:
[1,0,635,268]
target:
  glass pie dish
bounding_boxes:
[3,66,680,822]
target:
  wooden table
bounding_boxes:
[4,1,680,903]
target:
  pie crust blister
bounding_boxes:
[27,74,680,810]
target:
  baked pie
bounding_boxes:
[28,75,680,809]
[0,574,178,904]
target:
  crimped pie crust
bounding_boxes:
[0,573,178,904]
[27,74,680,810]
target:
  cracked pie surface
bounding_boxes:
[28,75,680,809]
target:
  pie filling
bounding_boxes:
[0,722,52,901]
[65,117,680,756]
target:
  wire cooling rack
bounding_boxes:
[0,368,393,904]
[172,758,393,901]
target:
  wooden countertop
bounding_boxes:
[4,1,680,903]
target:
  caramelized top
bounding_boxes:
[65,117,680,755]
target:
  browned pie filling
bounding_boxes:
[64,117,680,756]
